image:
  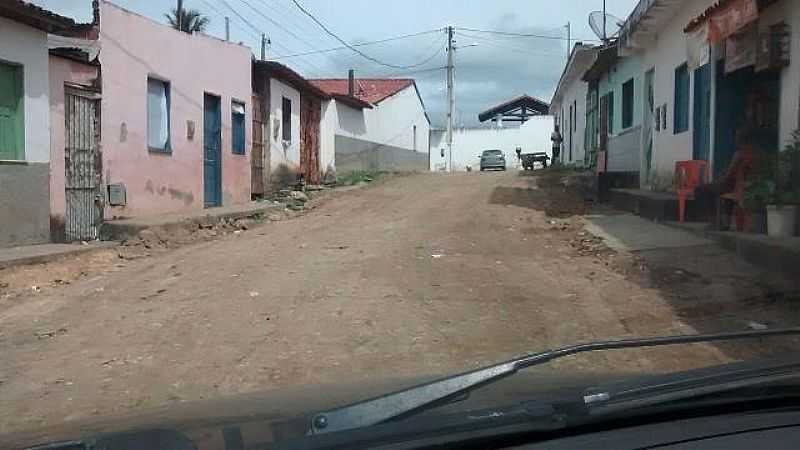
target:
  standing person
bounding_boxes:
[551,125,563,164]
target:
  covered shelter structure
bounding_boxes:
[478,94,550,124]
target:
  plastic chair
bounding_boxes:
[675,160,709,223]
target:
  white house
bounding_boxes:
[429,117,554,172]
[617,0,800,189]
[550,43,601,167]
[0,1,88,246]
[311,75,431,174]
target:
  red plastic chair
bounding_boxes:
[675,160,709,223]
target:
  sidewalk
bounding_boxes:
[0,242,117,269]
[100,201,285,241]
[663,221,800,280]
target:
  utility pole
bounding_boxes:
[565,22,571,60]
[225,17,230,41]
[446,26,455,172]
[176,0,183,31]
[261,33,267,60]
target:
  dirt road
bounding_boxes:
[1,171,796,434]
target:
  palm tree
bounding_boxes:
[165,7,210,34]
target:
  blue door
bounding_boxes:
[693,63,711,161]
[204,94,222,208]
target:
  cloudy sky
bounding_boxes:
[31,0,638,127]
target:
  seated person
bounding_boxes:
[694,128,759,230]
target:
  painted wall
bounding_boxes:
[268,77,301,186]
[0,17,50,163]
[429,116,554,172]
[99,1,252,217]
[321,85,431,173]
[48,55,100,241]
[638,0,717,188]
[0,17,51,246]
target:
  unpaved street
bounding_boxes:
[1,171,797,434]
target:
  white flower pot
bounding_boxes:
[766,205,798,237]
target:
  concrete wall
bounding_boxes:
[322,86,430,173]
[429,116,554,172]
[0,17,51,246]
[48,55,100,241]
[638,0,716,188]
[0,163,50,246]
[268,77,301,186]
[99,1,252,217]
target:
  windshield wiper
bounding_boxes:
[309,328,800,435]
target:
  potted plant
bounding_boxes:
[746,130,800,237]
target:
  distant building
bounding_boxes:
[428,94,552,173]
[311,74,431,174]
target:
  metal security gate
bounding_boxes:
[65,87,102,242]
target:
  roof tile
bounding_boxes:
[309,78,414,104]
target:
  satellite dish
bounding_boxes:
[588,11,624,41]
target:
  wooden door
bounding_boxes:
[251,93,265,197]
[693,63,712,161]
[0,62,23,160]
[203,94,222,208]
[299,95,321,185]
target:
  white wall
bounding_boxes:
[429,116,554,172]
[319,99,336,179]
[0,17,49,162]
[553,81,589,165]
[764,0,800,145]
[638,0,717,188]
[269,77,301,172]
[334,86,430,153]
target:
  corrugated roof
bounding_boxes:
[0,0,87,34]
[309,78,414,104]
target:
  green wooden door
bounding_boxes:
[0,62,24,160]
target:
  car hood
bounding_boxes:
[3,371,617,449]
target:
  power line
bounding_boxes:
[217,0,264,36]
[200,0,260,40]
[457,27,600,43]
[270,29,443,59]
[456,31,564,58]
[290,0,446,69]
[238,0,320,51]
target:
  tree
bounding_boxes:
[165,7,210,34]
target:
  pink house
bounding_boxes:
[98,1,252,219]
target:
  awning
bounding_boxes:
[684,0,760,43]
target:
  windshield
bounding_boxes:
[2,0,799,448]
